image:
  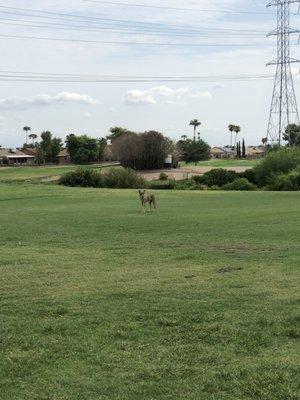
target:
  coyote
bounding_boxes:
[138,190,156,212]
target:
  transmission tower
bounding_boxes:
[267,0,300,145]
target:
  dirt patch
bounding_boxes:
[40,175,61,183]
[139,166,249,181]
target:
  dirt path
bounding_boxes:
[139,166,249,181]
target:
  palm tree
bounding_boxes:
[234,125,241,147]
[261,137,268,147]
[228,124,241,147]
[29,133,38,145]
[23,126,31,145]
[228,124,235,147]
[189,119,201,141]
[181,134,188,141]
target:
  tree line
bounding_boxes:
[22,124,212,168]
[21,120,300,168]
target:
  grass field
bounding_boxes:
[0,163,115,182]
[0,184,299,400]
[180,159,259,168]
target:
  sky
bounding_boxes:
[0,0,299,147]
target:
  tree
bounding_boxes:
[234,125,241,147]
[111,130,176,170]
[236,141,242,159]
[23,126,31,145]
[66,134,99,164]
[40,131,62,163]
[177,137,211,164]
[111,133,143,169]
[141,131,174,170]
[262,137,268,147]
[283,124,300,146]
[228,124,241,147]
[28,133,38,144]
[35,144,46,165]
[98,138,107,162]
[52,138,63,163]
[189,119,201,141]
[107,127,135,143]
[242,138,246,158]
[228,124,235,147]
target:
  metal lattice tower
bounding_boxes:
[267,0,300,145]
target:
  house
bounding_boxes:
[211,147,236,159]
[22,147,37,158]
[57,149,70,164]
[245,146,265,159]
[0,149,35,165]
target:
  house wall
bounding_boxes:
[8,158,34,165]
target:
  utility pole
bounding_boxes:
[266,0,300,146]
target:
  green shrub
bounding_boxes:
[191,175,203,184]
[148,179,175,190]
[266,168,300,191]
[208,185,220,191]
[103,168,145,189]
[197,169,238,187]
[254,147,300,187]
[175,179,206,190]
[238,168,258,185]
[159,172,169,181]
[222,178,257,191]
[59,168,102,188]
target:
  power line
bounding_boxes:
[0,33,276,47]
[0,70,276,82]
[0,5,269,33]
[0,17,266,38]
[82,0,273,15]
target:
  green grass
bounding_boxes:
[0,164,114,182]
[180,159,259,168]
[0,184,299,400]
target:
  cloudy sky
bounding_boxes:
[0,0,299,147]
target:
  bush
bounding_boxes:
[111,130,176,170]
[238,168,258,185]
[222,178,257,191]
[266,168,300,191]
[103,168,145,189]
[254,147,300,187]
[59,168,102,188]
[175,179,206,191]
[159,172,169,181]
[177,138,211,163]
[197,169,238,187]
[208,185,220,191]
[148,179,175,190]
[191,175,203,184]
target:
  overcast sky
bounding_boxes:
[0,0,299,147]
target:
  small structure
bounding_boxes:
[211,147,236,159]
[22,147,37,160]
[57,149,70,164]
[245,146,265,159]
[0,149,35,165]
[164,154,173,168]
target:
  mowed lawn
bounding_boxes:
[0,164,113,182]
[180,159,259,168]
[0,184,299,400]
